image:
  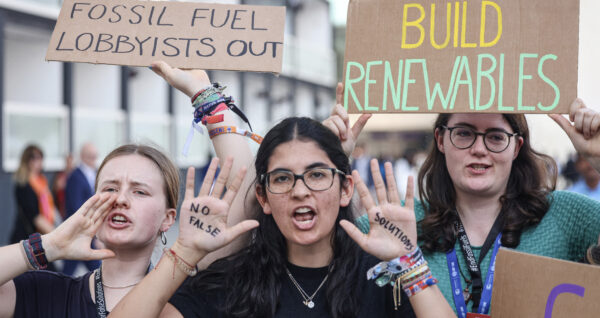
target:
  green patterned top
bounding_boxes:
[355,190,600,314]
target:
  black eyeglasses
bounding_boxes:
[440,125,520,153]
[260,167,346,194]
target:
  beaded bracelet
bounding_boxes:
[208,126,263,144]
[162,247,198,277]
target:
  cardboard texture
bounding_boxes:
[46,0,285,73]
[343,0,579,113]
[491,248,600,318]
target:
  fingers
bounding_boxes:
[351,113,372,140]
[223,220,259,243]
[91,194,116,224]
[353,170,376,212]
[549,114,577,139]
[371,159,388,205]
[199,158,219,197]
[330,114,348,140]
[569,98,586,122]
[339,219,368,249]
[86,248,116,261]
[384,162,400,205]
[222,166,247,205]
[79,194,100,218]
[184,167,196,201]
[404,176,415,211]
[150,61,172,80]
[336,82,343,105]
[212,157,233,199]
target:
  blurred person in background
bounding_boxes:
[568,154,600,200]
[52,153,74,219]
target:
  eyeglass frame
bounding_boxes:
[260,167,347,194]
[439,125,520,153]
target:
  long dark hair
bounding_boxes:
[418,114,557,252]
[191,117,362,317]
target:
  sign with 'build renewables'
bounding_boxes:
[46,0,286,73]
[343,0,579,113]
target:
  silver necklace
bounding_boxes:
[285,267,329,309]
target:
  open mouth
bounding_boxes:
[293,207,316,229]
[468,163,490,172]
[108,213,130,228]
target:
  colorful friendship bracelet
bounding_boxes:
[21,233,49,270]
[208,126,263,144]
[162,247,198,277]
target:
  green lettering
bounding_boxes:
[537,54,560,111]
[518,53,537,111]
[424,56,461,110]
[383,60,404,110]
[449,56,474,110]
[475,53,497,111]
[344,61,365,111]
[364,61,383,111]
[401,59,424,111]
[497,54,512,111]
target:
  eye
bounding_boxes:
[134,190,148,195]
[306,169,327,180]
[486,132,507,143]
[454,128,474,138]
[102,187,117,193]
[271,173,292,184]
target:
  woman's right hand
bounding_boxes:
[322,83,371,157]
[42,193,116,262]
[150,61,211,98]
[172,157,259,263]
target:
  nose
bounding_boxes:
[470,134,488,155]
[113,190,130,209]
[290,177,311,198]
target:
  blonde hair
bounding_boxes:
[14,145,43,185]
[96,144,180,209]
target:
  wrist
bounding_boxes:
[41,233,60,262]
[171,240,207,265]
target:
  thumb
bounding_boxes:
[351,113,372,139]
[224,220,259,243]
[150,61,172,80]
[549,114,578,139]
[87,249,116,261]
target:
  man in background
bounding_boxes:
[568,154,600,201]
[62,143,100,275]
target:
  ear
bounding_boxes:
[339,175,354,207]
[513,136,524,160]
[255,185,272,215]
[160,208,177,232]
[434,127,445,153]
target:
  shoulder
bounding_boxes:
[14,270,91,288]
[548,190,600,210]
[67,168,85,182]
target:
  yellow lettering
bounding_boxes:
[480,1,502,47]
[402,4,425,49]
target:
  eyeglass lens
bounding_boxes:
[267,168,335,193]
[449,127,511,152]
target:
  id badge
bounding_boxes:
[466,314,490,318]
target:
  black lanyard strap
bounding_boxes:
[94,263,153,318]
[454,212,503,310]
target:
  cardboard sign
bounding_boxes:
[343,0,579,113]
[491,248,600,317]
[46,0,285,73]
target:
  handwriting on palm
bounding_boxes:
[179,157,258,254]
[340,159,417,261]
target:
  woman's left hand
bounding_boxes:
[150,61,210,98]
[340,159,417,261]
[550,99,600,159]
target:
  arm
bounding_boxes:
[0,194,115,316]
[340,160,455,318]
[109,158,259,318]
[151,62,256,269]
[550,99,600,172]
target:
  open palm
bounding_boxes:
[341,159,417,261]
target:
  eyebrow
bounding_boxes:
[270,162,331,172]
[452,122,510,132]
[99,179,151,188]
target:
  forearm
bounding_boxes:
[409,286,456,318]
[0,244,30,286]
[109,242,206,317]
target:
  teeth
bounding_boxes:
[112,215,127,222]
[295,207,312,214]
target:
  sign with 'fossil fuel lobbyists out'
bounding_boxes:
[343,0,579,113]
[46,0,285,73]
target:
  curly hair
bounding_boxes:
[418,114,557,252]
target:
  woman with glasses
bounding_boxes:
[325,94,600,316]
[109,65,456,317]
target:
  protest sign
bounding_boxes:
[491,248,600,317]
[46,0,285,73]
[343,0,579,113]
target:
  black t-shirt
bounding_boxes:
[13,270,97,317]
[170,252,416,318]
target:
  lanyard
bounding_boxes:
[94,263,152,318]
[447,234,501,317]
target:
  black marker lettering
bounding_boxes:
[201,206,210,216]
[109,5,125,23]
[162,37,179,57]
[190,202,200,213]
[129,5,144,24]
[269,42,283,58]
[113,35,135,53]
[374,212,381,222]
[152,37,158,56]
[210,9,230,28]
[211,227,220,237]
[178,38,196,57]
[148,6,155,25]
[249,41,268,56]
[157,6,173,26]
[75,33,93,51]
[206,224,212,233]
[71,2,90,19]
[135,36,151,55]
[191,8,209,27]
[227,40,247,57]
[196,37,215,57]
[95,33,113,52]
[56,32,74,51]
[88,4,107,20]
[231,9,246,30]
[251,11,267,30]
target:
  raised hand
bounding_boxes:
[340,159,417,261]
[43,193,116,262]
[322,83,371,156]
[151,60,211,98]
[173,157,259,262]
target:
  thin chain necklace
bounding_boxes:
[98,267,142,289]
[285,267,329,309]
